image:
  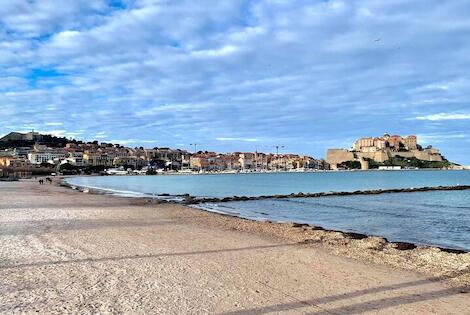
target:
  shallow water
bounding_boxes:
[67,170,470,250]
[67,170,470,198]
[196,190,470,251]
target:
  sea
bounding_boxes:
[67,170,470,251]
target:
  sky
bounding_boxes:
[1,0,470,164]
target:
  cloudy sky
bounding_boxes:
[1,0,470,163]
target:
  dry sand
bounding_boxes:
[0,179,469,314]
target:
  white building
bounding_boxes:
[238,153,255,170]
[378,166,402,171]
[28,150,66,165]
[63,152,85,166]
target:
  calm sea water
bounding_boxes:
[196,191,470,251]
[67,170,470,250]
[67,170,470,198]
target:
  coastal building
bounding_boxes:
[0,152,14,167]
[180,154,192,170]
[239,153,255,170]
[270,154,290,170]
[326,133,447,170]
[404,135,418,150]
[189,153,219,171]
[83,151,114,167]
[360,146,378,153]
[144,148,188,167]
[1,130,328,173]
[218,154,239,171]
[0,152,29,168]
[65,143,80,150]
[28,149,66,165]
[388,135,403,151]
[13,147,32,157]
[0,151,32,178]
[374,137,387,150]
[253,152,269,170]
[63,152,85,166]
[113,156,147,169]
[353,137,374,151]
[301,156,326,170]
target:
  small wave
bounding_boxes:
[191,204,241,216]
[271,198,413,219]
[69,183,148,198]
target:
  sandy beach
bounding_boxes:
[0,179,469,314]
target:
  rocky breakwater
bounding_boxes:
[181,184,470,205]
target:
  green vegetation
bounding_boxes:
[83,165,107,174]
[58,163,80,175]
[0,135,76,150]
[338,160,362,170]
[336,156,452,170]
[366,156,451,169]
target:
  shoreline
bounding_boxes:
[64,167,470,178]
[60,178,470,254]
[56,178,470,288]
[2,178,469,313]
[61,176,470,204]
[192,205,469,255]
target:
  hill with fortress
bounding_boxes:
[326,133,453,170]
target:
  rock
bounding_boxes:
[360,237,388,250]
[438,247,467,254]
[393,242,417,251]
[343,232,368,240]
[292,223,309,228]
[183,196,197,205]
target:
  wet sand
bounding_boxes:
[0,179,469,314]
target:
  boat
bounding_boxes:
[105,167,129,175]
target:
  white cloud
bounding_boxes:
[190,45,240,58]
[40,129,75,138]
[94,131,108,139]
[1,0,470,163]
[417,133,467,144]
[44,122,63,126]
[216,137,260,142]
[416,113,470,121]
[0,1,108,37]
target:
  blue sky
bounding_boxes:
[1,0,470,164]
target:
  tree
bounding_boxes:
[40,162,54,168]
[338,160,361,170]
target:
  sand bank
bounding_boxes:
[0,179,468,314]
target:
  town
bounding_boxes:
[0,131,327,178]
[1,131,465,179]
